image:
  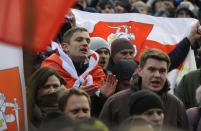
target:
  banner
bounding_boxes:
[72,9,198,93]
[0,43,27,131]
[0,0,75,52]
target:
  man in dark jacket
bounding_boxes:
[99,48,189,130]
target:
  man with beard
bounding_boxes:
[99,48,189,130]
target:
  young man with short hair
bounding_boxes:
[41,27,117,98]
[99,48,189,130]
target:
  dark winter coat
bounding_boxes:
[99,73,189,130]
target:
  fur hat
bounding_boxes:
[90,37,110,53]
[130,90,164,115]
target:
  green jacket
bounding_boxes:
[174,69,201,109]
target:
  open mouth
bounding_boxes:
[151,80,160,87]
[99,60,106,65]
[80,48,88,54]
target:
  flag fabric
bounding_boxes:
[72,9,198,93]
[0,43,26,131]
[0,0,75,52]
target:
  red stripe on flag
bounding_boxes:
[0,0,75,52]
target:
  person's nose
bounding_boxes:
[82,39,89,46]
[125,54,133,60]
[154,70,161,77]
[152,112,161,124]
[48,86,56,94]
[77,111,88,120]
[100,53,106,59]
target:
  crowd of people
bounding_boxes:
[26,0,201,131]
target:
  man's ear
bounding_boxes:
[61,43,69,53]
[137,65,142,76]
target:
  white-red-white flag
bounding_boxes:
[72,9,198,93]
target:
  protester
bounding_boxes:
[129,90,164,131]
[34,14,75,70]
[90,37,110,73]
[175,1,201,68]
[174,22,201,108]
[41,27,117,98]
[174,68,201,109]
[186,85,201,131]
[89,37,118,117]
[58,88,91,121]
[132,1,148,14]
[154,0,175,17]
[99,48,189,130]
[39,111,74,131]
[112,59,138,92]
[97,0,115,13]
[107,38,135,73]
[26,67,67,130]
[118,115,154,131]
[175,1,196,18]
[147,0,162,15]
[74,117,109,131]
[114,0,131,13]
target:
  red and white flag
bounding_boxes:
[72,9,198,93]
[0,0,75,52]
[0,0,75,130]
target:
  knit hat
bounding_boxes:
[112,59,138,82]
[98,0,115,11]
[111,38,134,58]
[176,1,196,18]
[90,37,110,53]
[39,111,74,131]
[74,117,109,131]
[129,90,164,115]
[115,0,131,12]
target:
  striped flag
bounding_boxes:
[0,0,75,52]
[72,9,198,93]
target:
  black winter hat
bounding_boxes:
[111,38,134,58]
[112,59,138,82]
[129,90,164,115]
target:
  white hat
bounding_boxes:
[90,37,110,53]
